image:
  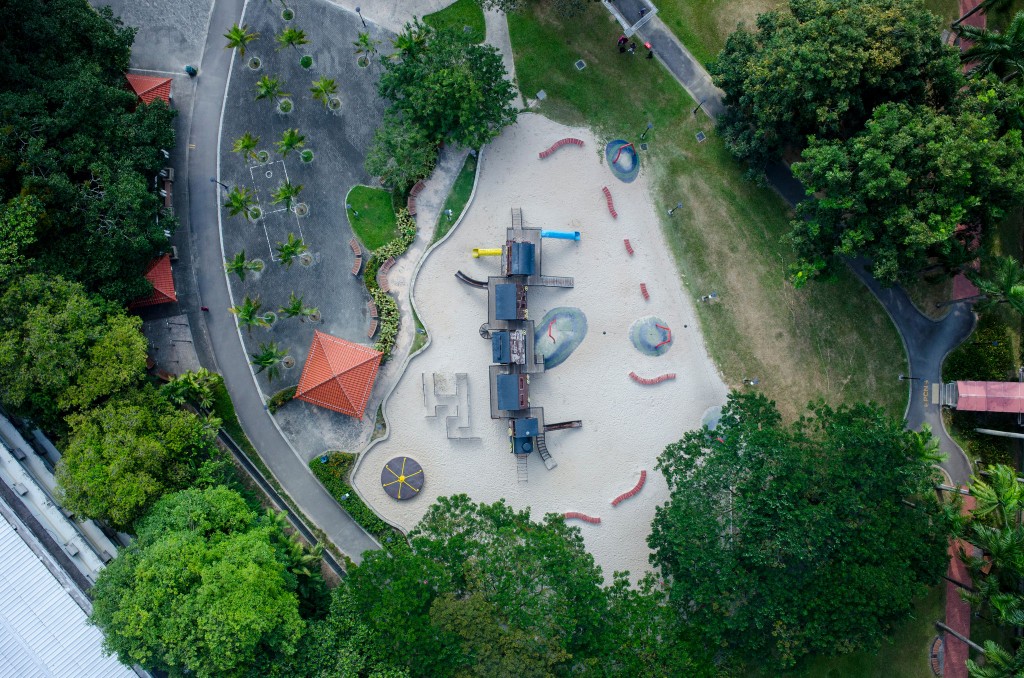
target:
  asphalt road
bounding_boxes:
[185,0,380,562]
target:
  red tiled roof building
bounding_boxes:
[125,73,172,106]
[128,254,177,309]
[295,331,382,419]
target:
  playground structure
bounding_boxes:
[605,140,640,183]
[470,208,581,481]
[540,230,581,241]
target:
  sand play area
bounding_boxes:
[352,113,727,579]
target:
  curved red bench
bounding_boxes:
[624,239,634,255]
[406,180,426,216]
[602,186,617,218]
[376,257,396,292]
[629,371,676,385]
[539,138,584,159]
[564,512,601,524]
[611,470,647,506]
[640,283,649,300]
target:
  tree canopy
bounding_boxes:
[790,101,1024,283]
[0,0,176,303]
[648,392,950,669]
[55,385,221,530]
[711,0,961,170]
[90,487,307,678]
[0,274,147,430]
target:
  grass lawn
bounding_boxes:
[346,185,397,250]
[655,0,788,65]
[508,3,906,419]
[769,587,945,678]
[433,152,477,243]
[424,0,486,43]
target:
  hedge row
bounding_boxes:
[308,452,409,551]
[363,208,418,359]
[267,386,297,413]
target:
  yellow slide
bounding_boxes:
[472,248,502,258]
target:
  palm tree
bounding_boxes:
[309,77,338,108]
[276,27,310,52]
[967,639,1024,678]
[223,186,257,222]
[224,23,258,56]
[224,250,263,281]
[231,132,261,163]
[230,295,271,333]
[164,367,219,409]
[276,233,308,267]
[251,342,289,382]
[391,19,429,58]
[972,465,1024,529]
[965,256,1024,315]
[254,75,289,103]
[275,128,306,158]
[353,31,381,63]
[958,12,1024,82]
[271,180,304,210]
[279,292,318,321]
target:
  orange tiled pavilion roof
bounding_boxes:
[125,73,172,105]
[128,254,177,309]
[295,331,382,419]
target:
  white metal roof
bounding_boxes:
[0,514,136,677]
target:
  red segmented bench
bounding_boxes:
[538,137,584,159]
[349,237,362,256]
[624,239,634,255]
[367,318,378,338]
[629,371,676,385]
[602,186,618,218]
[563,512,601,524]
[367,299,378,318]
[611,471,647,506]
[640,283,649,300]
[406,180,426,216]
[376,257,396,292]
[351,255,362,276]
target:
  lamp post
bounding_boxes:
[210,177,229,190]
[898,374,921,382]
[692,98,707,117]
[346,202,359,218]
[355,6,366,28]
[640,121,653,140]
[667,201,683,216]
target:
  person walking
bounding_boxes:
[628,41,637,55]
[616,34,628,53]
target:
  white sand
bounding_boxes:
[352,114,727,579]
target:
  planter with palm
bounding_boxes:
[224,186,260,222]
[276,233,309,267]
[224,23,258,56]
[230,295,273,333]
[276,27,310,57]
[271,180,304,211]
[275,128,306,158]
[225,250,265,281]
[309,77,340,111]
[231,132,261,164]
[353,31,381,67]
[254,75,292,113]
[279,292,320,322]
[251,342,290,382]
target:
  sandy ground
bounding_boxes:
[352,113,727,580]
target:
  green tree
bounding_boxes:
[279,292,318,321]
[790,103,1024,284]
[379,22,517,149]
[271,181,304,210]
[251,342,289,382]
[649,392,950,669]
[710,0,962,169]
[275,233,308,267]
[958,11,1024,82]
[0,195,41,284]
[224,185,258,222]
[275,128,306,157]
[309,77,338,108]
[225,250,264,281]
[0,275,147,430]
[229,295,272,333]
[55,386,221,530]
[224,23,258,56]
[255,74,289,103]
[965,256,1024,316]
[365,112,439,191]
[276,26,309,52]
[231,132,261,162]
[353,31,381,63]
[90,487,306,677]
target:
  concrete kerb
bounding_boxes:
[215,0,382,556]
[347,147,486,525]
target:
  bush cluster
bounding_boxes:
[308,452,408,551]
[267,385,297,413]
[362,208,417,359]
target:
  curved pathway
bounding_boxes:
[606,0,977,484]
[185,0,379,561]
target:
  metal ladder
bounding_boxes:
[511,207,523,230]
[516,454,529,483]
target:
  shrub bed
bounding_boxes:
[363,207,417,359]
[267,386,297,413]
[309,452,409,551]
